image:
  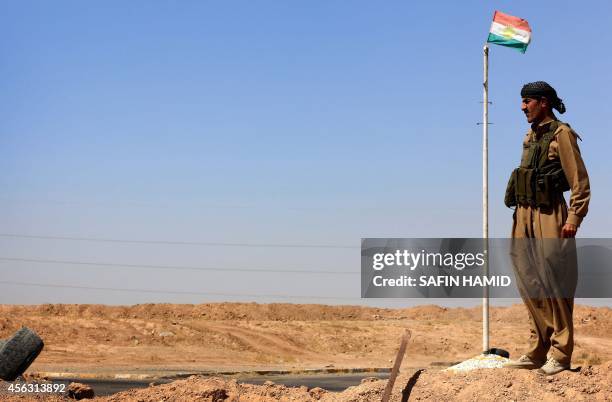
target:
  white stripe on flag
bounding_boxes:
[490,21,530,44]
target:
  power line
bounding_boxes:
[0,257,358,275]
[0,197,384,212]
[0,280,357,300]
[0,234,358,249]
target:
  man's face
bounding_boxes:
[521,97,547,124]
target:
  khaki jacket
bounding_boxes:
[520,118,591,226]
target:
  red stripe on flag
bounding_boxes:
[492,10,531,32]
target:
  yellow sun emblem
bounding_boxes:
[501,26,516,39]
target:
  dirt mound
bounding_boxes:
[1,364,610,401]
[407,362,612,402]
[92,361,611,401]
[0,303,406,323]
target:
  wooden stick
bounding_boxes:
[381,329,411,402]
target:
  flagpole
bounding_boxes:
[482,44,490,353]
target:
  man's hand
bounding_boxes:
[561,223,577,238]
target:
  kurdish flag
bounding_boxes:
[487,11,531,53]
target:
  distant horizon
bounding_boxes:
[2,298,610,309]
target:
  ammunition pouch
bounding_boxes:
[516,167,536,207]
[537,162,570,192]
[504,169,518,208]
[504,163,570,209]
[504,167,535,208]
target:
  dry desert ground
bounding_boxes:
[0,303,610,401]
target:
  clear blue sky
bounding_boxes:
[1,1,611,305]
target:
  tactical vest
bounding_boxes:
[504,120,571,209]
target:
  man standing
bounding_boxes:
[503,81,591,375]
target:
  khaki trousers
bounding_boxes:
[511,201,575,365]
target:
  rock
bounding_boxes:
[158,331,175,337]
[360,377,380,384]
[197,388,228,400]
[581,365,595,376]
[66,382,94,400]
[309,387,327,399]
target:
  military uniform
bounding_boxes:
[509,117,591,365]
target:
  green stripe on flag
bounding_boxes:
[487,33,528,53]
